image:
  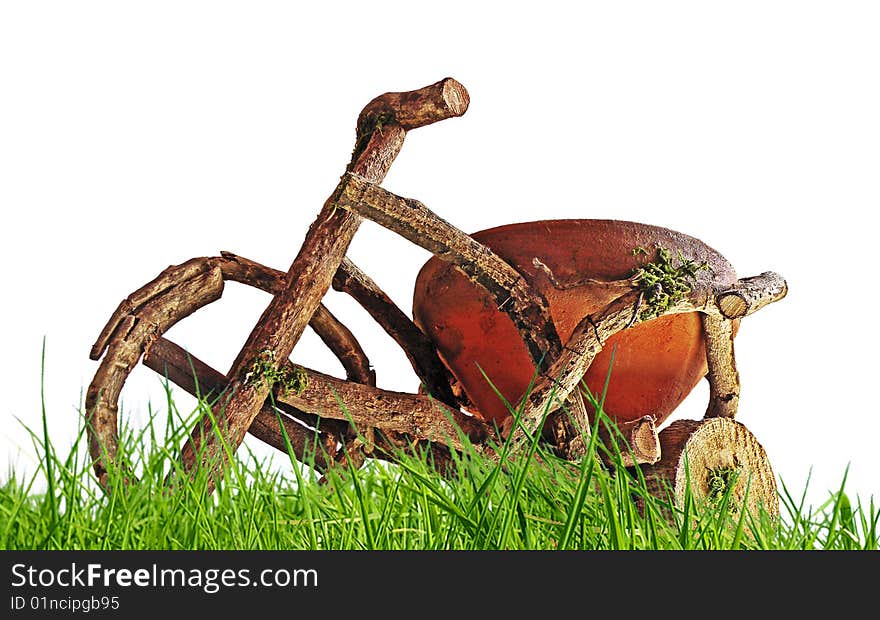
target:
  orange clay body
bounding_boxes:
[413,219,738,427]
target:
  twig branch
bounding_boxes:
[531,257,632,295]
[144,336,490,453]
[332,257,458,406]
[143,337,339,473]
[519,271,787,446]
[514,291,702,452]
[218,251,374,458]
[218,252,373,385]
[702,314,740,419]
[715,272,787,319]
[334,172,562,365]
[702,272,786,419]
[596,415,661,468]
[276,362,491,451]
[539,388,592,461]
[176,79,470,492]
[92,252,377,385]
[90,258,219,362]
[310,304,376,386]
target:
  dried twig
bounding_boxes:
[332,257,458,406]
[517,271,787,449]
[702,314,740,419]
[334,172,562,365]
[175,79,470,492]
[145,336,488,453]
[219,251,376,386]
[276,363,489,450]
[143,337,340,473]
[715,271,787,319]
[514,291,699,453]
[596,415,661,468]
[703,271,787,419]
[219,251,376,461]
[85,265,224,488]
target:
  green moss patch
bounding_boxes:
[631,245,709,320]
[245,349,309,396]
[706,465,741,506]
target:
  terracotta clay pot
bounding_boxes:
[413,219,738,428]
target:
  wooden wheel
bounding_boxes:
[641,417,779,518]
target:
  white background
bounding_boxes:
[2,1,877,509]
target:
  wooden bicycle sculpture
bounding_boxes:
[85,78,787,516]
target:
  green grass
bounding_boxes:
[1,374,876,551]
